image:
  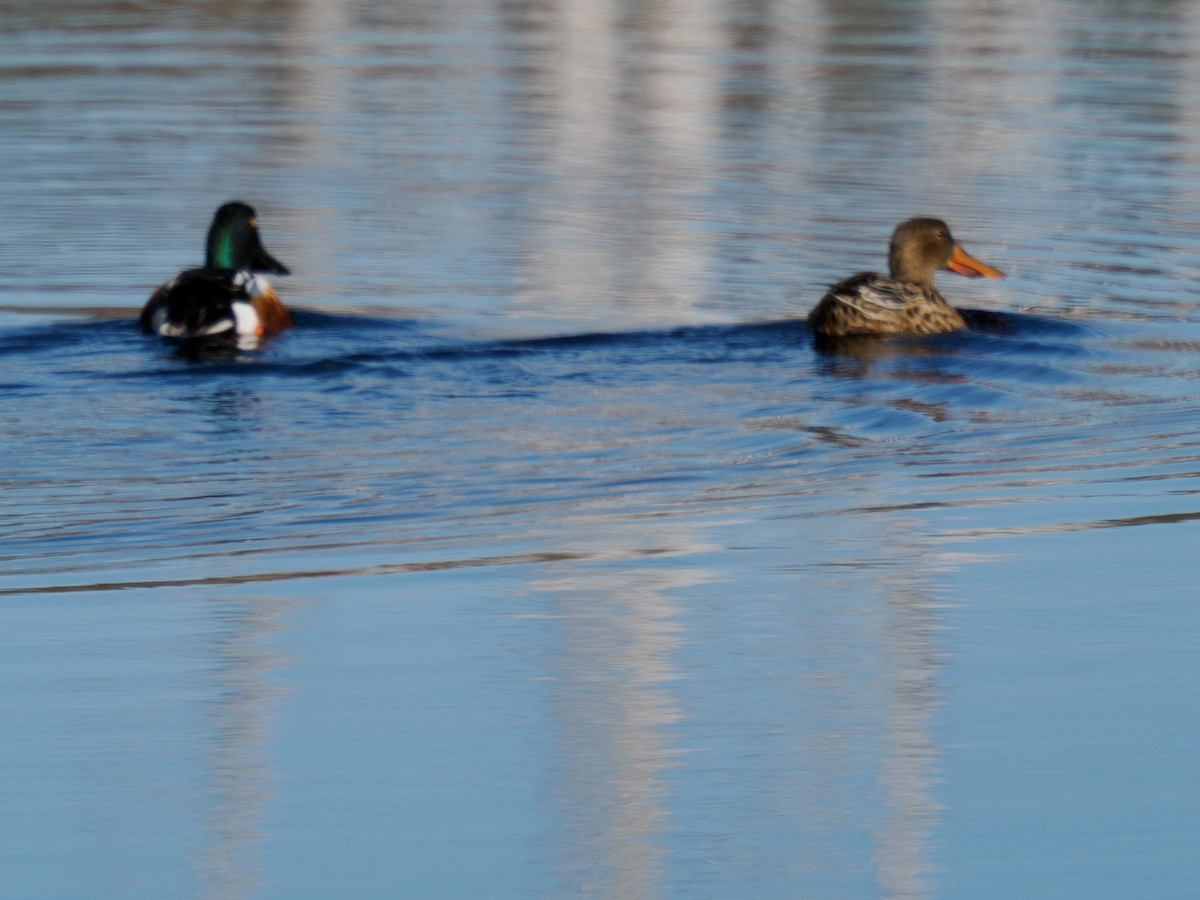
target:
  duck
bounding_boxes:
[807,217,1005,337]
[140,202,292,341]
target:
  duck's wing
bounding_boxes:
[824,273,915,314]
[808,272,923,336]
[141,269,245,338]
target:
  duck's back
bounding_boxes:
[140,269,246,338]
[807,272,966,337]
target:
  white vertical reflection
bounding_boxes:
[522,511,950,897]
[269,0,358,303]
[529,528,711,897]
[193,597,288,900]
[512,0,725,324]
[867,532,949,900]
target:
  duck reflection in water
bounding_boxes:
[808,218,1006,340]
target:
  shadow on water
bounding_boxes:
[0,304,1095,382]
[809,308,1094,380]
[811,307,1090,354]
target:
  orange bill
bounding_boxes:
[947,244,1005,279]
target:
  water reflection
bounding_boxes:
[781,513,950,897]
[506,0,725,324]
[864,532,951,899]
[195,595,289,900]
[519,499,954,897]
[534,554,695,897]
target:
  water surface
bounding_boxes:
[2,2,1199,898]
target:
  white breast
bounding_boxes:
[230,300,262,335]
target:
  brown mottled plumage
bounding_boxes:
[807,218,1005,337]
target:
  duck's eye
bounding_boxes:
[935,230,946,238]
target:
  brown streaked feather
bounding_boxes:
[808,273,966,337]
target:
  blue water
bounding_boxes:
[3,2,1199,898]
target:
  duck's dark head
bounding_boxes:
[205,201,290,275]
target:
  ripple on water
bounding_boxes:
[1,304,1179,599]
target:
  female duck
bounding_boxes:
[140,202,291,341]
[807,218,1005,337]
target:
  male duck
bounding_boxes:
[807,218,1005,337]
[140,202,291,341]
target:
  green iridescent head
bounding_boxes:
[204,202,290,274]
